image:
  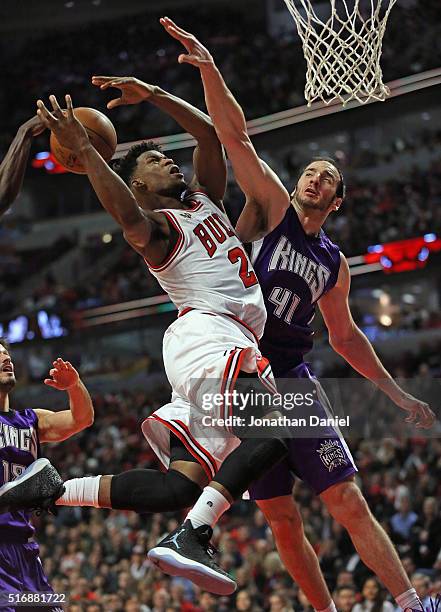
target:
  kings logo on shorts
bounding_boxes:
[316,440,348,472]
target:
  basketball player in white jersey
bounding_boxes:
[33,92,291,594]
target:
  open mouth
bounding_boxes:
[305,189,318,197]
[169,165,181,175]
[2,365,13,373]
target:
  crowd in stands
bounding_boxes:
[15,340,440,611]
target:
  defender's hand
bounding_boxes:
[91,76,156,109]
[396,393,435,429]
[160,17,214,68]
[36,94,90,153]
[20,115,46,137]
[44,358,80,391]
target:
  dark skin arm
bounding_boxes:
[36,95,172,266]
[0,116,45,216]
[91,76,226,207]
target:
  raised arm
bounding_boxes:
[161,17,290,242]
[34,359,94,443]
[0,116,45,216]
[36,95,171,265]
[318,254,435,428]
[91,75,226,205]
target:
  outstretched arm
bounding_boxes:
[0,116,45,216]
[318,255,435,428]
[36,95,171,264]
[91,75,226,205]
[34,359,94,443]
[161,17,290,242]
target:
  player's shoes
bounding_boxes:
[148,519,237,595]
[0,458,65,515]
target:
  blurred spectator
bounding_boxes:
[352,578,395,612]
[335,586,357,612]
[410,573,437,610]
[269,592,295,612]
[391,496,419,541]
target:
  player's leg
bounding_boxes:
[245,368,348,611]
[320,478,423,611]
[251,456,334,612]
[148,409,289,595]
[56,434,206,513]
[257,496,335,612]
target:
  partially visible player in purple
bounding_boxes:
[0,339,94,610]
[155,17,435,609]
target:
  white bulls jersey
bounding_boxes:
[145,189,266,339]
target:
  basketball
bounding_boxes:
[50,107,117,174]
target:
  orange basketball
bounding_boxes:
[50,107,117,174]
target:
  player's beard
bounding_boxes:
[0,375,16,394]
[297,192,335,212]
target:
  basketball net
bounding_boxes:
[283,0,397,106]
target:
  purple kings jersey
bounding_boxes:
[250,205,341,375]
[0,409,41,539]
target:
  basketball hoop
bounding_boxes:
[283,0,397,106]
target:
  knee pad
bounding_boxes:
[111,468,202,513]
[214,437,288,500]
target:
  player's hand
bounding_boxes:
[44,358,80,391]
[396,393,436,429]
[20,115,46,137]
[160,17,214,68]
[91,76,156,109]
[36,94,90,153]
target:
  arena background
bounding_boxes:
[0,0,440,610]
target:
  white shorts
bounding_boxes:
[141,309,276,480]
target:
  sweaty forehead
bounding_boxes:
[138,150,165,163]
[304,162,339,179]
[0,344,9,355]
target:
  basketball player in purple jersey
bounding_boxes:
[0,339,94,610]
[156,18,435,608]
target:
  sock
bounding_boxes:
[395,588,423,612]
[185,486,230,528]
[56,476,101,507]
[316,602,337,612]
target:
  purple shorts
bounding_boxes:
[0,539,61,611]
[248,362,357,500]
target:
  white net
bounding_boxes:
[283,0,397,106]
